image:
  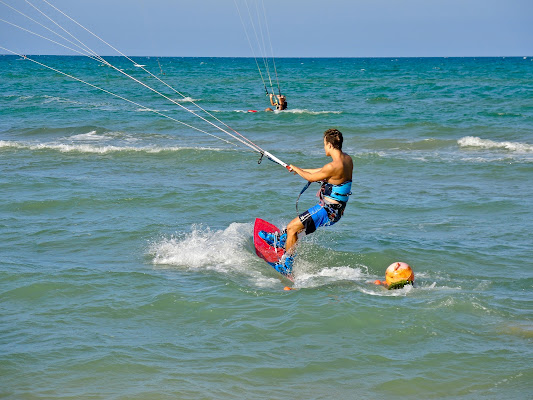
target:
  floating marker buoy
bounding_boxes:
[385,262,414,289]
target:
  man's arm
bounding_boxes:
[289,163,334,182]
[300,168,321,174]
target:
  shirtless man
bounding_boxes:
[269,93,287,110]
[259,129,353,274]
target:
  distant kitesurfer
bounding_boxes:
[259,129,353,274]
[269,93,287,110]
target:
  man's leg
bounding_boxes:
[285,216,304,254]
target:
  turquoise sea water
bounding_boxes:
[1,56,532,399]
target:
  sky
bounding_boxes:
[0,0,531,57]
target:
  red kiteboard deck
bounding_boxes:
[254,218,293,281]
[254,218,285,264]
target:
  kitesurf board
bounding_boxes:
[253,218,294,281]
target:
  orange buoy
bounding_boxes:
[283,286,298,291]
[385,262,414,288]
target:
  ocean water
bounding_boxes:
[1,55,532,399]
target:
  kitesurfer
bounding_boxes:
[259,129,353,274]
[269,93,287,110]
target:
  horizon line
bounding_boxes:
[1,54,531,59]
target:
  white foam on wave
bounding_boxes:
[0,140,223,154]
[0,140,25,150]
[216,109,342,114]
[180,96,199,103]
[458,136,533,153]
[69,130,102,141]
[42,95,82,105]
[68,130,139,143]
[17,95,35,101]
[359,283,415,296]
[282,109,342,115]
[40,94,122,111]
[294,265,366,288]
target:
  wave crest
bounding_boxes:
[282,109,342,115]
[458,136,533,152]
[0,140,222,154]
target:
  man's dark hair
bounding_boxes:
[324,128,343,150]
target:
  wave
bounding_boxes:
[0,140,224,154]
[281,109,342,115]
[69,130,104,141]
[68,130,142,144]
[344,136,533,163]
[363,138,456,151]
[212,109,342,115]
[458,136,533,152]
[42,95,83,105]
[295,265,366,288]
[179,96,199,103]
